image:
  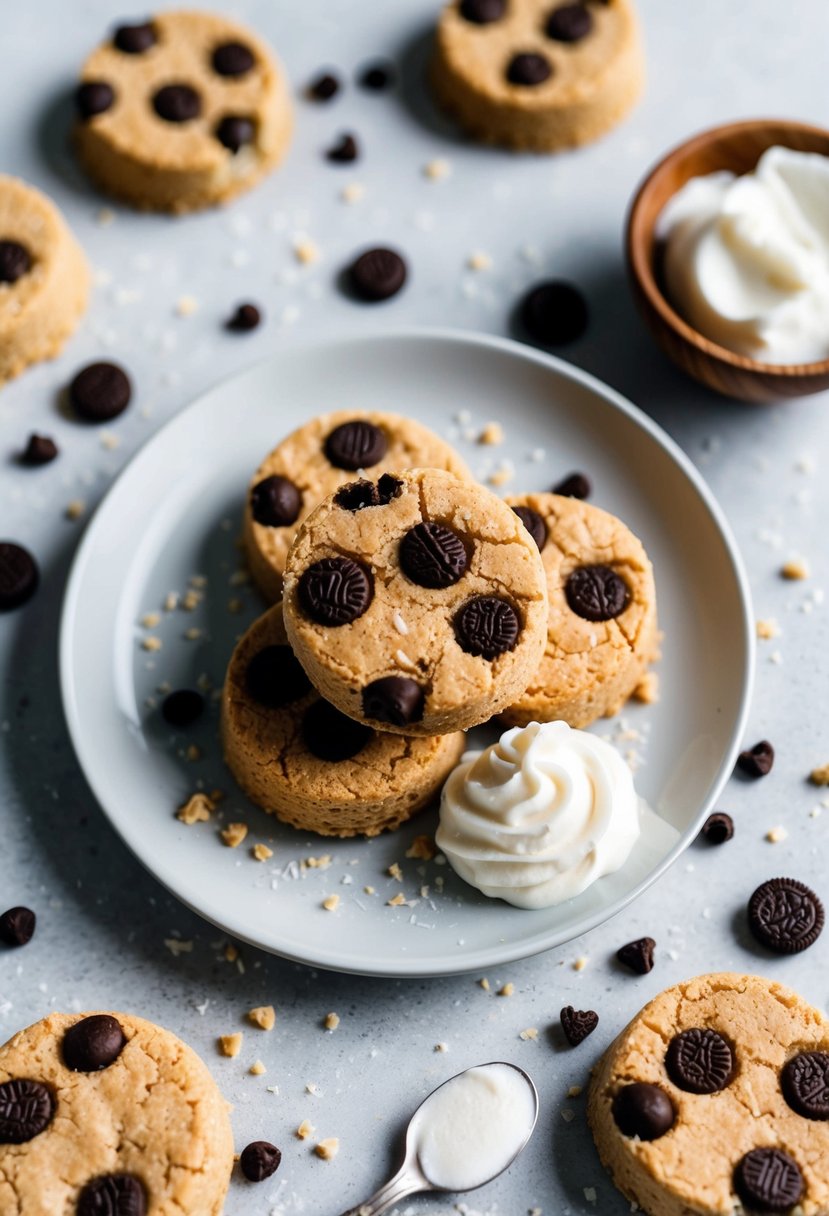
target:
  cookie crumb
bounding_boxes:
[765,825,788,843]
[163,592,179,612]
[315,1138,339,1161]
[567,1084,583,1098]
[163,937,193,957]
[633,671,659,704]
[141,635,162,652]
[249,1060,266,1076]
[100,429,120,451]
[423,157,451,180]
[478,421,504,446]
[583,1187,597,1204]
[479,977,491,991]
[324,1012,340,1031]
[252,843,273,862]
[176,294,199,317]
[248,1005,276,1031]
[386,892,407,907]
[363,885,375,896]
[781,558,810,580]
[467,251,492,272]
[487,466,512,488]
[294,238,321,265]
[219,1033,243,1058]
[297,1119,314,1140]
[183,626,203,641]
[176,792,215,825]
[809,764,829,786]
[224,943,239,963]
[181,588,202,611]
[322,894,340,912]
[387,862,403,881]
[573,955,589,972]
[141,612,161,628]
[305,854,332,870]
[519,1028,538,1041]
[221,822,248,848]
[756,618,781,640]
[185,743,201,762]
[498,982,514,997]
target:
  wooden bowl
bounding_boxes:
[627,119,829,403]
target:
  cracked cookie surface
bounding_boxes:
[221,602,465,836]
[243,410,471,603]
[283,468,548,736]
[0,1010,233,1215]
[502,492,657,729]
[588,973,829,1216]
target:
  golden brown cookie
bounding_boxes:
[588,973,829,1216]
[244,410,471,603]
[74,11,292,213]
[221,602,465,836]
[0,176,89,385]
[432,0,644,152]
[0,1010,233,1215]
[501,492,657,729]
[283,468,548,736]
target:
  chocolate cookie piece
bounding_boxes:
[0,240,31,283]
[459,0,506,22]
[76,81,115,118]
[560,1006,598,1046]
[565,564,629,622]
[362,676,425,728]
[737,739,774,778]
[454,596,520,659]
[748,877,824,955]
[153,83,202,123]
[348,247,407,301]
[245,645,311,708]
[782,1051,829,1120]
[507,52,553,86]
[63,1014,126,1072]
[552,471,591,499]
[161,689,205,728]
[547,3,594,41]
[400,522,469,589]
[298,557,373,626]
[700,811,734,845]
[325,420,388,470]
[21,434,58,466]
[69,361,131,422]
[216,115,256,152]
[240,1140,282,1182]
[226,302,262,331]
[666,1029,735,1094]
[213,41,256,77]
[0,906,36,947]
[301,700,373,762]
[0,543,39,611]
[0,1079,55,1143]
[612,1083,675,1141]
[326,133,359,163]
[113,21,156,53]
[251,475,302,528]
[617,936,655,975]
[734,1148,803,1212]
[77,1174,146,1216]
[512,506,547,552]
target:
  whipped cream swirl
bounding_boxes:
[436,721,641,910]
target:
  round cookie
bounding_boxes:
[432,0,644,152]
[283,468,548,736]
[588,973,829,1216]
[0,1010,233,1215]
[502,492,657,729]
[221,602,465,836]
[74,11,292,213]
[0,176,89,385]
[243,410,471,602]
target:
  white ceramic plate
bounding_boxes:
[60,330,754,977]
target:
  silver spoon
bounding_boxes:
[338,1061,539,1216]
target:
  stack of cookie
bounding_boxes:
[222,410,658,838]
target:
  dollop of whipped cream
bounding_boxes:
[657,146,829,365]
[436,721,641,910]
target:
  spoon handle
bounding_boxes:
[337,1167,423,1216]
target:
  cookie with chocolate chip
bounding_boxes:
[431,0,644,152]
[502,492,657,729]
[283,468,548,736]
[588,973,829,1216]
[0,1011,233,1214]
[74,10,292,212]
[0,176,89,385]
[221,602,464,836]
[243,410,471,602]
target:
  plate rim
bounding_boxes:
[59,326,756,978]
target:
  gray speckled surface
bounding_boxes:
[2,1,829,1212]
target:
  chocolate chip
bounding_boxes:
[0,906,36,947]
[506,52,553,86]
[334,475,402,511]
[226,302,261,332]
[700,811,734,845]
[308,72,340,101]
[616,936,655,974]
[251,475,302,527]
[565,564,629,622]
[459,0,506,22]
[521,281,589,346]
[553,472,591,499]
[0,1079,55,1143]
[216,115,255,152]
[454,596,520,659]
[246,646,311,708]
[240,1140,282,1182]
[69,361,132,422]
[298,557,373,626]
[612,1083,675,1141]
[358,62,395,90]
[348,248,407,302]
[212,41,255,77]
[666,1028,735,1094]
[77,1174,146,1216]
[560,1005,598,1046]
[21,434,58,466]
[748,877,824,955]
[546,3,593,41]
[75,81,116,120]
[362,676,425,727]
[161,689,204,728]
[153,84,201,123]
[782,1051,829,1120]
[324,420,388,470]
[734,1148,804,1212]
[114,21,156,53]
[0,543,39,612]
[0,240,31,284]
[512,506,547,551]
[400,522,469,589]
[302,700,373,762]
[63,1014,126,1072]
[737,739,774,778]
[326,133,359,163]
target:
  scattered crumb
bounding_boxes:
[467,251,492,272]
[809,764,829,786]
[340,182,365,204]
[519,1028,538,1041]
[322,894,340,912]
[487,466,512,488]
[141,612,161,629]
[297,1119,314,1140]
[248,1005,276,1031]
[219,1033,243,1058]
[781,558,810,580]
[228,597,243,614]
[164,592,179,612]
[324,1012,340,1031]
[363,886,375,896]
[183,626,203,641]
[141,636,162,652]
[220,822,248,848]
[756,618,781,640]
[573,956,589,972]
[163,937,193,957]
[176,792,215,825]
[386,892,407,907]
[181,589,202,611]
[305,855,332,870]
[423,158,451,180]
[387,862,403,881]
[249,1060,266,1076]
[100,430,120,451]
[97,207,116,226]
[315,1138,339,1161]
[176,294,199,317]
[568,1085,583,1098]
[434,1041,449,1052]
[252,843,273,862]
[224,943,239,963]
[478,421,504,446]
[185,743,201,762]
[633,671,659,704]
[583,1188,597,1204]
[294,238,321,265]
[498,982,514,997]
[479,978,491,992]
[65,499,86,521]
[765,826,788,843]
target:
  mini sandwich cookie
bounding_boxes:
[74,11,292,212]
[221,602,465,836]
[588,973,829,1216]
[243,410,471,602]
[432,0,644,152]
[283,468,548,736]
[0,1010,233,1215]
[0,177,89,384]
[502,492,657,729]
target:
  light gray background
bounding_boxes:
[2,2,828,1212]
